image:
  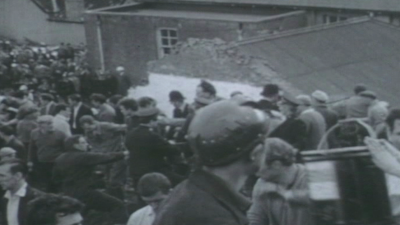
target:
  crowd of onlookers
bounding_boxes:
[1,39,400,225]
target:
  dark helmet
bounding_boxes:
[187,99,270,166]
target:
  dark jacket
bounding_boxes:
[153,170,251,225]
[173,104,190,119]
[53,150,125,191]
[0,185,43,225]
[40,101,57,116]
[125,124,177,181]
[314,106,338,130]
[258,99,279,112]
[269,118,308,151]
[69,103,93,135]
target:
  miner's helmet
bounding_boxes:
[187,98,270,166]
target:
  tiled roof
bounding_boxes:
[234,18,400,105]
[138,0,400,12]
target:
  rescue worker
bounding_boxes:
[153,98,270,225]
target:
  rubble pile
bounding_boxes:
[148,38,300,94]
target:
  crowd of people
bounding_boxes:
[1,40,400,225]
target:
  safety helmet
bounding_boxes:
[188,99,269,166]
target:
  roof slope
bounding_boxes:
[138,0,400,12]
[234,18,400,105]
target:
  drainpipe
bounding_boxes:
[96,15,105,71]
[51,0,59,12]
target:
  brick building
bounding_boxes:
[84,1,307,85]
[175,0,400,26]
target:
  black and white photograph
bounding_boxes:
[0,0,400,225]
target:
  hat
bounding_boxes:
[116,66,125,72]
[135,106,160,117]
[0,148,16,157]
[360,90,377,99]
[169,91,185,102]
[19,85,28,91]
[37,115,54,123]
[296,95,312,106]
[311,90,329,103]
[280,92,300,106]
[261,84,280,97]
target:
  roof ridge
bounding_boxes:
[234,16,372,47]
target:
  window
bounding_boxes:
[322,14,348,24]
[157,28,178,58]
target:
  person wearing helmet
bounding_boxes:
[153,99,270,225]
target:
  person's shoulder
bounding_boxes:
[128,205,153,223]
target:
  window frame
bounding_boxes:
[156,27,179,59]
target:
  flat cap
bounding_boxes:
[311,90,329,103]
[0,147,16,157]
[360,90,377,99]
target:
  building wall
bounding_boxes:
[0,0,85,45]
[85,10,307,86]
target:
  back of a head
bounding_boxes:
[296,95,312,107]
[79,115,95,126]
[261,84,280,97]
[27,194,84,225]
[118,97,138,111]
[188,99,269,167]
[199,80,216,96]
[138,97,156,108]
[169,90,185,102]
[137,173,171,197]
[263,138,297,166]
[354,84,367,95]
[90,93,106,104]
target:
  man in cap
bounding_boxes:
[346,88,375,119]
[311,90,338,130]
[331,84,367,119]
[296,95,326,151]
[169,90,190,119]
[153,99,270,225]
[258,84,281,112]
[125,102,182,187]
[270,93,308,151]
